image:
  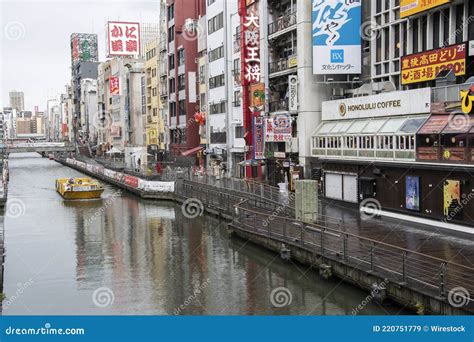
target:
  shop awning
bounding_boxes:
[379,117,407,134]
[442,113,474,134]
[346,120,369,134]
[417,115,450,134]
[181,146,204,157]
[313,121,337,135]
[398,116,429,133]
[361,119,387,134]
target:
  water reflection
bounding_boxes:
[2,154,406,315]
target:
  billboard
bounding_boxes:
[401,43,466,85]
[70,33,98,65]
[443,179,462,219]
[109,76,120,95]
[312,0,362,75]
[400,0,450,18]
[405,176,420,211]
[265,114,292,142]
[107,21,141,57]
[253,117,265,160]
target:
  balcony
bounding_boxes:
[431,83,471,103]
[269,100,288,113]
[269,55,297,77]
[268,12,297,38]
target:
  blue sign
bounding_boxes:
[312,0,362,74]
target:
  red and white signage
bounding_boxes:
[107,21,140,57]
[243,11,260,84]
[265,114,292,142]
[109,76,120,95]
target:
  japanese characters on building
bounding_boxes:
[253,117,265,159]
[70,33,98,66]
[109,76,120,95]
[400,0,450,18]
[107,21,141,57]
[265,114,292,142]
[312,0,362,74]
[243,9,261,85]
[401,43,466,85]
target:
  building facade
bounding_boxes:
[9,91,24,112]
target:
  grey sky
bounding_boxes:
[0,0,159,111]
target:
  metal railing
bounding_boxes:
[268,12,297,36]
[233,199,474,309]
[431,83,471,103]
[269,99,288,113]
[269,56,297,75]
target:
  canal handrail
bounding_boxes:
[232,199,474,308]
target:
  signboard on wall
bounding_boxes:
[249,83,265,112]
[312,0,362,74]
[253,117,264,160]
[107,21,141,57]
[288,75,298,114]
[400,0,450,18]
[109,76,120,95]
[401,43,466,85]
[265,114,292,142]
[71,33,98,66]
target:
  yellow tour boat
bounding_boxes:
[56,177,104,200]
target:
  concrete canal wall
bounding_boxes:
[57,157,471,315]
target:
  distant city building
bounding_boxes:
[139,23,160,58]
[16,118,33,135]
[9,91,24,112]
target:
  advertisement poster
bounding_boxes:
[401,43,466,85]
[253,117,265,160]
[405,176,420,211]
[312,0,362,74]
[265,114,292,142]
[109,76,120,95]
[443,179,462,219]
[249,83,265,112]
[400,0,450,18]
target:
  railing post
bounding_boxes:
[439,262,447,298]
[370,242,375,272]
[402,252,407,283]
[320,229,324,255]
[343,234,348,261]
[260,184,264,198]
[300,224,304,245]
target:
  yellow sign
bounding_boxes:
[460,89,474,114]
[288,55,298,69]
[400,0,450,18]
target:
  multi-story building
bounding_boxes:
[309,0,474,230]
[166,0,205,157]
[158,0,170,153]
[46,99,61,141]
[9,91,24,112]
[16,118,32,135]
[80,78,98,143]
[139,23,161,58]
[2,108,16,140]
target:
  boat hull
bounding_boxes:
[59,189,104,200]
[56,177,104,200]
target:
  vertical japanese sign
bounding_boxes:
[243,9,260,85]
[107,21,141,57]
[253,117,264,160]
[109,76,120,95]
[312,0,362,74]
[288,75,298,113]
[70,33,98,66]
[401,43,466,85]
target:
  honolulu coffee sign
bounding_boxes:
[322,88,431,121]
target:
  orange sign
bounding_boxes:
[400,0,450,18]
[401,43,466,85]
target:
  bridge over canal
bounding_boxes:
[0,142,75,154]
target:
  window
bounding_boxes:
[208,12,224,34]
[207,0,216,5]
[167,4,174,21]
[208,46,224,62]
[178,74,185,91]
[178,100,186,116]
[233,58,240,75]
[168,26,175,42]
[235,126,244,139]
[169,78,175,94]
[178,49,185,66]
[209,74,225,89]
[199,65,206,84]
[211,132,226,143]
[152,68,157,77]
[233,91,241,107]
[170,102,176,117]
[210,101,226,115]
[169,54,175,70]
[152,87,157,96]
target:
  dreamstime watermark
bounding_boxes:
[262,191,295,227]
[2,278,35,310]
[351,280,388,315]
[4,21,26,41]
[92,287,115,308]
[442,15,474,48]
[6,198,26,219]
[442,192,474,223]
[360,20,380,42]
[174,278,210,315]
[360,198,382,220]
[181,20,204,42]
[270,287,292,308]
[448,287,471,308]
[181,198,204,219]
[92,110,114,131]
[447,112,471,132]
[84,190,122,227]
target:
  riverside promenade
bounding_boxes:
[57,156,474,315]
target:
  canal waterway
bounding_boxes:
[2,153,407,315]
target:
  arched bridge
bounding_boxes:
[0,142,76,154]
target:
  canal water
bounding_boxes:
[2,154,407,315]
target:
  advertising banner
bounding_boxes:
[405,176,420,211]
[443,179,462,219]
[107,21,140,57]
[124,175,139,188]
[312,0,362,74]
[288,75,298,114]
[253,117,265,160]
[400,0,450,18]
[401,43,466,85]
[265,114,292,142]
[109,76,120,95]
[70,33,98,66]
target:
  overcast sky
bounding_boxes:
[0,0,159,111]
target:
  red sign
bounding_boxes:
[107,21,141,57]
[401,43,466,85]
[124,175,139,188]
[109,76,120,95]
[253,117,264,160]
